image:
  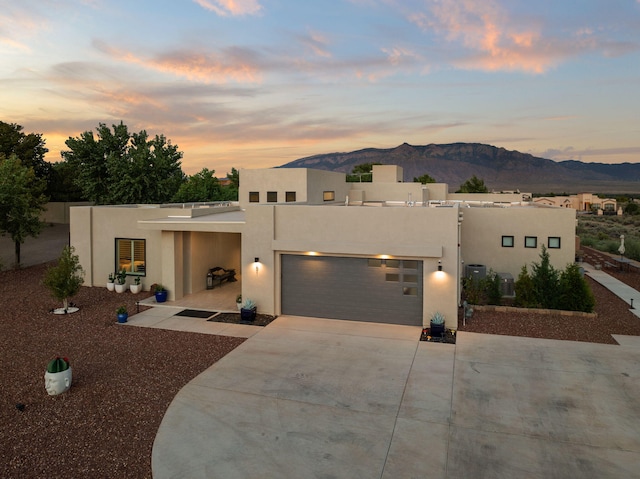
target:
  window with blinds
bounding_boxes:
[116,238,146,275]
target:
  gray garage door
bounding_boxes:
[281,255,423,325]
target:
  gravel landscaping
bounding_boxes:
[1,260,639,478]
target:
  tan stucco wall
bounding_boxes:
[188,232,241,294]
[460,206,576,277]
[70,206,166,290]
[43,202,92,224]
[448,193,528,203]
[243,203,460,327]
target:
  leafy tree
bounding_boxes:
[347,163,380,182]
[624,202,639,215]
[514,265,537,307]
[485,270,502,305]
[530,245,559,309]
[557,263,595,313]
[61,122,184,204]
[43,246,84,311]
[62,122,129,204]
[48,161,85,202]
[413,173,436,184]
[0,155,48,266]
[227,167,239,189]
[456,175,489,193]
[173,168,223,202]
[0,121,50,182]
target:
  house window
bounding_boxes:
[385,274,400,282]
[267,191,277,203]
[249,191,259,203]
[323,191,335,201]
[548,237,561,249]
[502,236,514,247]
[116,238,145,275]
[403,287,418,296]
[525,236,537,248]
[286,191,296,202]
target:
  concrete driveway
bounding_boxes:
[152,316,640,479]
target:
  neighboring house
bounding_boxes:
[70,165,575,328]
[533,193,619,215]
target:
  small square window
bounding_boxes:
[525,236,537,248]
[267,191,277,203]
[403,287,418,296]
[385,273,399,282]
[323,191,335,201]
[502,236,514,247]
[403,260,418,269]
[368,259,382,268]
[548,237,561,249]
[286,191,296,202]
[249,192,259,203]
[403,274,418,283]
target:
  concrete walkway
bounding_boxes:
[582,262,640,318]
[151,316,640,478]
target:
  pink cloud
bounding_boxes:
[93,40,262,83]
[193,0,262,16]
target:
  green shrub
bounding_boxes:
[557,263,595,313]
[514,265,537,307]
[531,246,559,309]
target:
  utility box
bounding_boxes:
[498,272,515,297]
[465,264,487,281]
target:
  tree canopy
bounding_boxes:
[43,245,85,311]
[0,155,48,266]
[456,175,489,193]
[61,122,185,204]
[347,163,380,182]
[413,173,436,184]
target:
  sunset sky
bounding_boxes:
[1,0,639,175]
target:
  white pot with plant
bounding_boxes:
[107,273,115,291]
[130,276,142,294]
[236,294,242,310]
[114,269,127,293]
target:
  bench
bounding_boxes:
[208,267,236,288]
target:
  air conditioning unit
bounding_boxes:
[498,272,515,297]
[465,264,486,281]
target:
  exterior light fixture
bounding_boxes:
[254,257,260,274]
[255,257,259,263]
[438,260,443,272]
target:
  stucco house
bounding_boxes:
[533,193,619,215]
[70,165,576,328]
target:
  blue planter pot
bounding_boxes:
[240,307,257,322]
[117,312,128,323]
[155,290,168,303]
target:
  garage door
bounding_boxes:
[281,255,423,325]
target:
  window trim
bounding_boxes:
[249,191,259,203]
[524,236,537,248]
[502,235,514,248]
[548,237,561,249]
[115,238,146,276]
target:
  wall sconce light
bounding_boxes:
[254,257,260,274]
[438,260,443,272]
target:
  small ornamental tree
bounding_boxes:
[43,246,84,312]
[514,265,537,308]
[531,245,559,309]
[558,263,595,313]
[485,270,503,306]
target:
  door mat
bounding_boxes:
[174,309,217,319]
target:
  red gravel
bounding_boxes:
[2,261,639,478]
[0,263,245,479]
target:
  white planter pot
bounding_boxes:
[115,283,126,293]
[107,282,115,291]
[44,367,73,396]
[236,302,242,310]
[130,283,142,294]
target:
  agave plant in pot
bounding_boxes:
[240,298,257,322]
[430,311,446,338]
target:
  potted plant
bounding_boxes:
[107,273,115,291]
[154,284,168,303]
[116,305,128,323]
[115,269,127,293]
[130,276,142,294]
[236,294,242,310]
[240,298,257,322]
[430,311,445,338]
[43,246,84,314]
[44,357,72,396]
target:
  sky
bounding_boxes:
[1,0,639,176]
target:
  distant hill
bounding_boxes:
[279,143,640,194]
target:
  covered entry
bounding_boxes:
[281,255,423,325]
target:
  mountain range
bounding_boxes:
[279,143,640,194]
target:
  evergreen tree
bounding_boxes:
[457,175,489,193]
[514,265,537,307]
[558,263,595,312]
[531,245,560,309]
[413,173,436,184]
[43,246,85,311]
